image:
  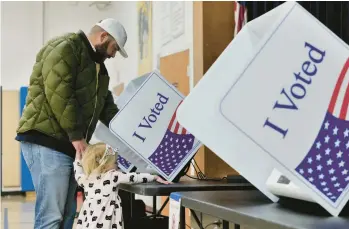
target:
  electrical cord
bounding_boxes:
[204,223,216,229]
[192,160,206,179]
[142,214,191,229]
[193,159,203,174]
[204,221,222,229]
[191,162,205,179]
[185,174,227,182]
[187,159,227,181]
[192,161,206,179]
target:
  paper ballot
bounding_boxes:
[177,2,349,216]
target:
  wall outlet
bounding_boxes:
[187,65,191,77]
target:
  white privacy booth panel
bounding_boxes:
[178,1,349,216]
[109,71,202,181]
[93,122,153,173]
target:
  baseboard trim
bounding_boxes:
[1,191,25,196]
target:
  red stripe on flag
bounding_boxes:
[340,66,349,119]
[234,1,247,36]
[174,122,180,134]
[237,5,245,33]
[168,113,176,130]
[339,83,349,119]
[329,57,349,114]
[181,127,187,135]
[168,101,183,129]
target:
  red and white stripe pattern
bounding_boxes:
[328,58,349,119]
[168,101,190,135]
[234,1,248,36]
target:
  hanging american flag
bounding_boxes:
[296,58,349,203]
[234,1,248,36]
[149,101,196,176]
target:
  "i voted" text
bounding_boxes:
[263,42,326,138]
[132,93,169,142]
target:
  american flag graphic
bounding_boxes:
[296,58,349,203]
[234,1,248,36]
[148,101,195,176]
[117,155,132,170]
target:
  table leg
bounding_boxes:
[223,220,230,229]
[190,210,204,229]
[153,196,157,219]
[180,206,185,229]
[157,197,169,215]
[130,193,135,218]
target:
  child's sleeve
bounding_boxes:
[112,171,156,184]
[73,160,87,188]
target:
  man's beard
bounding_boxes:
[95,40,111,63]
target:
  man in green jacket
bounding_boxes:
[16,18,128,229]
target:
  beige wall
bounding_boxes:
[2,90,21,189]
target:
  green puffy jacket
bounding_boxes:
[16,30,118,157]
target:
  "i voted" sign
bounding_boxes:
[109,71,201,181]
[177,2,349,216]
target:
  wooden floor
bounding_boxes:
[1,193,84,229]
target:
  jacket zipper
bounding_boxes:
[85,63,100,140]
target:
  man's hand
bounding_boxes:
[72,139,88,155]
[75,151,82,161]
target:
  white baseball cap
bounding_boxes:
[96,18,128,58]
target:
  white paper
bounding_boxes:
[159,1,172,46]
[169,193,181,229]
[170,1,185,39]
[266,169,314,203]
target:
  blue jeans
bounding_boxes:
[21,142,77,229]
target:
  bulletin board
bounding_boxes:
[160,49,190,96]
[192,1,238,179]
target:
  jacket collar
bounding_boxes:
[77,30,105,64]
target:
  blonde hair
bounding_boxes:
[81,142,117,176]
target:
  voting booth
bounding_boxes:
[94,122,147,173]
[95,71,202,181]
[177,1,349,216]
[110,71,202,181]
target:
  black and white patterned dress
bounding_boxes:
[73,160,155,229]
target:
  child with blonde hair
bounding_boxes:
[74,142,170,229]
